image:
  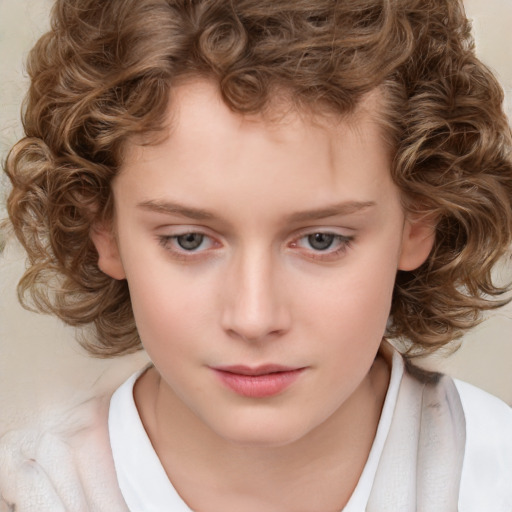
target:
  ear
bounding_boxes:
[90,224,126,280]
[398,214,436,271]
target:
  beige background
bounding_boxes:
[0,0,511,434]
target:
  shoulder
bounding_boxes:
[455,378,512,427]
[454,379,512,511]
[0,395,129,511]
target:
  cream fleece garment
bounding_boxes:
[1,349,511,511]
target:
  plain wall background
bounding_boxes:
[0,0,511,434]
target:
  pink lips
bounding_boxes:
[212,364,305,398]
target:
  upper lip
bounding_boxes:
[212,364,303,376]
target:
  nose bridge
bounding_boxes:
[222,243,288,341]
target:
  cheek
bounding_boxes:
[124,261,218,353]
[297,243,399,364]
[305,249,397,325]
[128,285,199,380]
[128,277,194,331]
[125,270,221,403]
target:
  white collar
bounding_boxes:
[109,350,405,511]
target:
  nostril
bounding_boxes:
[224,325,288,344]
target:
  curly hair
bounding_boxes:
[4,0,512,357]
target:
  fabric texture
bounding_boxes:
[107,349,404,511]
[1,346,511,511]
[366,369,466,510]
[108,346,512,511]
[0,396,129,511]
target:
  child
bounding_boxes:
[2,0,512,510]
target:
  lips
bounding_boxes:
[211,365,306,398]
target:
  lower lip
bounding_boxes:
[213,369,305,398]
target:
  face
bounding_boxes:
[93,80,433,446]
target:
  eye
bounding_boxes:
[158,231,217,256]
[290,231,353,261]
[306,233,336,251]
[176,233,205,251]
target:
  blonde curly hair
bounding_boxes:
[5,0,512,357]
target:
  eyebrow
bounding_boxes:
[285,201,376,222]
[137,199,376,222]
[137,200,215,220]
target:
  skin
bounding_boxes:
[92,80,434,511]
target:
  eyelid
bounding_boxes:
[288,229,354,261]
[289,227,354,244]
[156,227,223,259]
[156,224,219,239]
[291,233,352,249]
[155,225,354,262]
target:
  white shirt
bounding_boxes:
[109,351,512,511]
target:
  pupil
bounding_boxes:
[308,233,334,250]
[177,233,203,250]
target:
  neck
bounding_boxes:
[134,355,390,512]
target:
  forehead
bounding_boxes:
[117,80,396,222]
[161,78,388,139]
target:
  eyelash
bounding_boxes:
[157,231,354,262]
[291,233,353,260]
[157,232,217,260]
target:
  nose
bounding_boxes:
[221,247,291,343]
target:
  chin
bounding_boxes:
[210,414,315,449]
[222,431,308,449]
